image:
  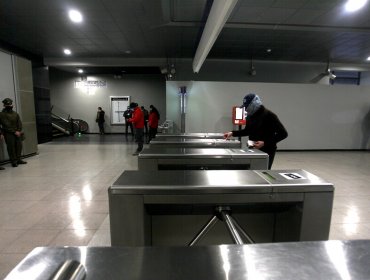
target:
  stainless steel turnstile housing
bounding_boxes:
[109,169,334,246]
[138,147,268,170]
[149,138,241,148]
[6,241,369,280]
[156,133,225,139]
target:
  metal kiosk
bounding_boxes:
[109,169,334,246]
[149,138,241,148]
[138,147,269,170]
[155,133,225,139]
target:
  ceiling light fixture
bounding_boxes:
[64,49,72,55]
[69,10,83,23]
[345,0,368,12]
[266,48,272,53]
[367,56,370,61]
[78,69,83,73]
[192,0,238,73]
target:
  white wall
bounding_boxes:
[0,51,15,161]
[0,51,16,104]
[167,81,370,150]
[0,50,38,162]
[50,69,166,133]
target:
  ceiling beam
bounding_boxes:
[44,57,167,67]
[192,0,238,73]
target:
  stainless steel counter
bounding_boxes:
[149,138,241,148]
[6,240,369,280]
[138,147,268,170]
[109,169,334,246]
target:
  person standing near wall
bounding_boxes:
[96,107,105,135]
[224,93,288,169]
[128,102,144,155]
[141,106,149,134]
[0,98,27,167]
[123,106,134,136]
[148,104,160,143]
[0,128,4,170]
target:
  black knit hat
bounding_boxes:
[241,93,256,108]
[2,98,13,106]
[129,102,138,108]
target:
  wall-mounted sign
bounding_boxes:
[110,96,130,125]
[74,80,107,88]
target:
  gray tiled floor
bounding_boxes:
[1,135,369,278]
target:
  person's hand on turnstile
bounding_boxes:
[224,132,233,140]
[253,140,264,149]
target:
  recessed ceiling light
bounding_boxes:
[78,69,84,73]
[64,49,72,55]
[69,10,83,23]
[367,56,370,61]
[345,0,368,12]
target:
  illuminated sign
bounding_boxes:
[74,80,107,88]
[232,106,246,125]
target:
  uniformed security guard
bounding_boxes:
[0,98,27,167]
[0,127,4,170]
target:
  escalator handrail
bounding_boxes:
[51,112,70,123]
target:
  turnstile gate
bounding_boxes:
[109,169,334,246]
[138,147,269,170]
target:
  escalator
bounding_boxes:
[52,112,89,138]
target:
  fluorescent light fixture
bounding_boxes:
[192,0,238,73]
[64,49,72,55]
[69,10,83,23]
[345,0,368,12]
[78,69,83,73]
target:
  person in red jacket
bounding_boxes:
[128,102,144,155]
[148,104,160,143]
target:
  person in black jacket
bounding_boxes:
[224,93,288,169]
[96,107,105,134]
[0,127,4,170]
[123,106,134,135]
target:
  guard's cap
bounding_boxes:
[2,98,13,106]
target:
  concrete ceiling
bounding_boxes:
[1,0,370,73]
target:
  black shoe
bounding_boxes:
[12,163,18,167]
[0,166,4,170]
[17,160,27,164]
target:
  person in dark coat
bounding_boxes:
[128,102,144,155]
[123,106,134,135]
[224,93,288,169]
[96,107,105,134]
[141,106,149,134]
[0,127,4,170]
[148,105,160,142]
[0,98,27,167]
